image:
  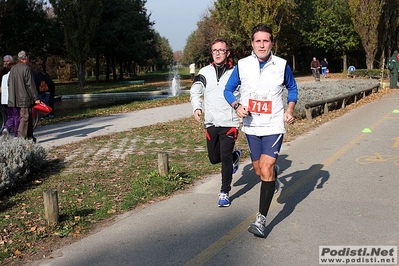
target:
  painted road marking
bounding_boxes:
[185,110,395,266]
[356,153,399,165]
[392,137,399,148]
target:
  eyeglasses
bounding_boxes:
[211,49,227,55]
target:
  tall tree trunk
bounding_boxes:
[77,61,86,87]
[106,56,110,81]
[95,53,100,83]
[342,52,347,73]
[292,55,296,72]
[366,52,374,69]
[119,62,123,80]
[112,58,116,81]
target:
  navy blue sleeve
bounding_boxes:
[284,64,298,104]
[224,66,240,105]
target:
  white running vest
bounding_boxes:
[238,53,287,135]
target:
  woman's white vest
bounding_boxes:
[238,52,287,135]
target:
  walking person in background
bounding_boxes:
[190,38,241,207]
[36,72,51,118]
[310,57,321,81]
[45,72,56,118]
[388,50,399,89]
[189,63,196,81]
[320,57,328,78]
[1,60,19,138]
[224,23,298,237]
[8,50,40,142]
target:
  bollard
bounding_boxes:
[158,152,169,176]
[43,189,59,223]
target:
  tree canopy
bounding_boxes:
[0,0,398,83]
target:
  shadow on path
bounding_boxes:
[265,163,329,237]
[229,154,293,203]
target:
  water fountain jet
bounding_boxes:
[168,65,181,97]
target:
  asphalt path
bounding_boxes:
[30,90,399,266]
[35,103,193,150]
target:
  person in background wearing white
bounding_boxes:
[189,63,196,81]
[1,60,19,138]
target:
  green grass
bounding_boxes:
[1,70,392,264]
[0,69,249,264]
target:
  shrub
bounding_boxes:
[0,137,47,195]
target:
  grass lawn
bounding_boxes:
[0,70,393,264]
[0,69,240,264]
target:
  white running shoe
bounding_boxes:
[248,212,267,237]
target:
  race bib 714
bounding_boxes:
[248,99,272,114]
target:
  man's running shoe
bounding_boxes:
[218,192,230,207]
[232,149,242,174]
[248,212,267,237]
[274,164,280,194]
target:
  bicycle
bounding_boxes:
[0,105,39,132]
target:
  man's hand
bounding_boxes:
[284,111,295,124]
[193,109,202,123]
[235,105,249,118]
[284,102,296,124]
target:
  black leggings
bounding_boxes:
[206,126,238,193]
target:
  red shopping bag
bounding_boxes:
[33,102,52,115]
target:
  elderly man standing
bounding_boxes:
[8,50,40,141]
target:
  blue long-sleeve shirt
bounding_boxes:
[224,61,298,105]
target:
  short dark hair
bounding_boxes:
[251,24,273,42]
[211,38,230,51]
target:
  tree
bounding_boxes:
[31,6,66,73]
[50,0,103,86]
[211,0,293,59]
[303,0,360,72]
[348,0,385,69]
[378,0,399,63]
[91,0,153,80]
[0,0,48,55]
[146,31,173,71]
[212,0,249,59]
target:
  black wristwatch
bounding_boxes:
[233,103,241,110]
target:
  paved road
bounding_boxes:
[35,103,193,150]
[31,91,399,266]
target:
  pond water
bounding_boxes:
[54,91,175,111]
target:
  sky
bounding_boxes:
[145,0,215,52]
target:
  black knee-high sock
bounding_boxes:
[259,181,275,217]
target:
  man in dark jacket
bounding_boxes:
[310,57,321,81]
[8,50,40,141]
[388,51,399,89]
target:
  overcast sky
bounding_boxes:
[145,0,215,51]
